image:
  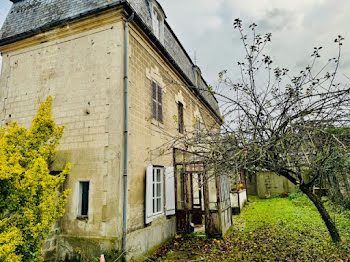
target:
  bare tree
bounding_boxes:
[211,19,350,243]
[155,19,350,243]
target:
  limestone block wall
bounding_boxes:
[125,24,220,259]
[256,172,296,198]
[0,12,126,258]
[0,8,222,260]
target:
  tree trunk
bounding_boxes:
[300,185,341,243]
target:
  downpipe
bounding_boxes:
[122,12,135,258]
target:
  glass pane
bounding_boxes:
[152,11,160,38]
[157,183,161,197]
[193,174,200,205]
[176,166,184,210]
[157,85,162,103]
[157,169,161,182]
[157,198,161,212]
[158,103,163,122]
[208,175,218,210]
[153,184,155,198]
[152,101,157,119]
[178,103,184,133]
[196,120,200,130]
[152,82,157,99]
[81,182,89,216]
[153,198,155,213]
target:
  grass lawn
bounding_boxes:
[150,194,350,261]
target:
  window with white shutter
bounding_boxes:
[165,167,176,216]
[145,165,164,224]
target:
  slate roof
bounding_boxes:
[0,0,220,119]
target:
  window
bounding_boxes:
[152,9,161,39]
[50,171,62,176]
[196,119,200,132]
[193,65,201,88]
[178,102,184,133]
[196,119,201,137]
[150,1,164,43]
[152,81,163,122]
[145,165,175,223]
[78,181,90,217]
[146,165,166,224]
[51,171,64,193]
[152,167,163,214]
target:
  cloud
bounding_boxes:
[256,8,296,32]
[0,0,348,86]
[0,2,11,25]
[158,0,225,36]
[0,2,11,71]
[229,0,326,19]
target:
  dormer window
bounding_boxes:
[149,0,165,43]
[193,65,201,88]
[152,9,161,39]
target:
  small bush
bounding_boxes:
[288,190,313,207]
[288,190,303,200]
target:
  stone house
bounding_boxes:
[0,0,230,260]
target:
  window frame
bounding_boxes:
[77,181,90,219]
[196,119,201,132]
[152,9,161,39]
[150,2,165,43]
[151,80,163,123]
[193,66,201,88]
[178,102,184,134]
[151,166,164,216]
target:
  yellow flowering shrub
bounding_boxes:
[0,97,70,262]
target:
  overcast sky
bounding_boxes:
[0,0,349,86]
[158,0,350,86]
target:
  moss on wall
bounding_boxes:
[255,172,296,198]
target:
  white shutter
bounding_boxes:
[145,165,153,224]
[165,167,176,216]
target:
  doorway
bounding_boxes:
[173,148,231,237]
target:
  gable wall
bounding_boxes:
[0,4,221,260]
[125,22,220,259]
[0,10,126,258]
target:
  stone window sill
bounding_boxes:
[151,118,164,129]
[76,215,88,221]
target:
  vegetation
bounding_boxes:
[0,97,70,262]
[151,195,350,261]
[165,19,350,242]
[314,128,350,209]
[214,19,349,243]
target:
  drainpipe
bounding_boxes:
[122,12,134,257]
